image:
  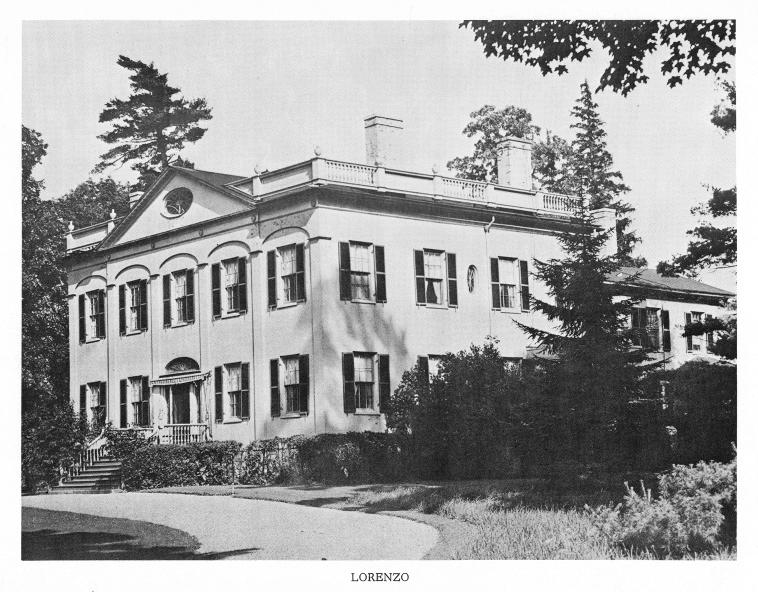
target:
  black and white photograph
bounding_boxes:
[6,5,755,591]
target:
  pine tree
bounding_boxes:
[567,82,644,266]
[93,55,212,190]
[515,196,645,467]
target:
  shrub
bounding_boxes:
[103,425,152,459]
[121,441,241,490]
[587,457,736,557]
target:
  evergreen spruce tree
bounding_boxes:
[93,55,212,190]
[567,82,645,266]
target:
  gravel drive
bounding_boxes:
[22,493,438,560]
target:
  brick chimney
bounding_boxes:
[364,115,404,168]
[496,137,533,190]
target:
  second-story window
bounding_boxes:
[119,279,148,334]
[267,243,306,309]
[339,241,386,303]
[211,258,247,318]
[414,249,457,307]
[79,289,105,343]
[163,270,195,327]
[490,257,530,312]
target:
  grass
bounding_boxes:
[344,481,736,560]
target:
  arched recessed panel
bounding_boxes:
[262,226,310,244]
[159,252,199,271]
[165,357,200,374]
[207,240,251,260]
[114,264,152,282]
[75,274,107,290]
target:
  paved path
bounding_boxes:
[23,493,438,560]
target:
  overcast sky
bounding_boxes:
[22,20,735,267]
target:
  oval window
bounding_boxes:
[467,265,478,293]
[163,187,193,217]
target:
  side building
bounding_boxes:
[65,116,733,445]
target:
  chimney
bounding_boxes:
[129,191,144,209]
[364,115,404,168]
[496,137,533,190]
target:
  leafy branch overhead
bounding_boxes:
[461,20,735,95]
[93,55,212,190]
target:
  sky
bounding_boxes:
[22,20,735,268]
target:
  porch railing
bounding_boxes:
[159,423,210,445]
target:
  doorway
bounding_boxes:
[169,383,192,424]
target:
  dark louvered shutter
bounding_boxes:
[375,245,387,303]
[120,379,127,428]
[706,314,714,349]
[519,260,530,311]
[214,366,223,422]
[342,353,355,413]
[685,312,695,349]
[163,274,171,327]
[447,253,458,307]
[237,258,247,313]
[99,382,107,419]
[339,242,351,300]
[631,308,641,347]
[270,359,280,417]
[414,250,426,304]
[211,263,221,318]
[241,362,250,419]
[661,310,671,352]
[299,355,309,414]
[417,356,429,382]
[119,285,126,334]
[491,258,500,309]
[139,279,148,330]
[295,243,306,302]
[141,376,150,426]
[378,354,390,413]
[79,385,87,417]
[78,294,86,343]
[267,251,277,308]
[186,269,195,323]
[96,291,106,338]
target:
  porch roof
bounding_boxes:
[151,371,210,387]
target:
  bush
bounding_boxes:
[103,425,153,459]
[121,441,241,490]
[587,457,736,557]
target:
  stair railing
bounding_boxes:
[59,428,108,485]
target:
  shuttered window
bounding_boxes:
[211,259,247,318]
[80,290,105,342]
[341,353,390,414]
[123,279,148,332]
[281,355,309,414]
[415,249,455,307]
[339,242,387,303]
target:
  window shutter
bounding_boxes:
[139,279,149,330]
[685,312,693,351]
[214,366,223,423]
[299,355,309,414]
[661,310,671,352]
[241,362,250,419]
[96,291,106,338]
[342,353,356,413]
[490,258,500,309]
[519,260,530,311]
[79,385,87,417]
[417,356,429,382]
[237,258,248,313]
[414,250,426,304]
[99,381,107,411]
[447,253,458,307]
[78,294,86,343]
[706,314,714,349]
[339,242,351,300]
[267,250,277,308]
[270,359,280,417]
[186,270,195,323]
[375,245,387,303]
[211,263,221,318]
[118,285,126,335]
[163,274,171,327]
[295,243,306,302]
[631,308,641,347]
[378,354,390,413]
[120,379,127,428]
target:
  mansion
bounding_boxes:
[65,116,733,445]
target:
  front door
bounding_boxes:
[171,383,191,424]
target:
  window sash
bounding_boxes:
[498,283,517,308]
[353,354,375,410]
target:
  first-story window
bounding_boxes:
[631,307,661,350]
[270,355,309,417]
[214,362,249,422]
[87,381,106,427]
[79,289,105,343]
[342,352,390,414]
[417,355,443,383]
[414,249,457,307]
[119,279,148,334]
[686,311,707,352]
[120,376,150,427]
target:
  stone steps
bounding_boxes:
[51,457,122,494]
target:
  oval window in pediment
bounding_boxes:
[163,187,193,218]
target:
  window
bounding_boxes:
[269,355,310,417]
[214,362,250,421]
[79,290,105,342]
[211,258,247,318]
[414,249,457,307]
[339,242,386,302]
[267,244,306,308]
[88,381,106,427]
[686,312,706,352]
[491,257,529,311]
[631,307,661,350]
[342,353,390,414]
[418,355,443,383]
[119,279,148,334]
[163,270,195,327]
[121,376,150,427]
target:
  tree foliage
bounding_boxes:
[461,20,735,96]
[93,55,212,190]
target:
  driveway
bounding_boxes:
[22,493,438,560]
